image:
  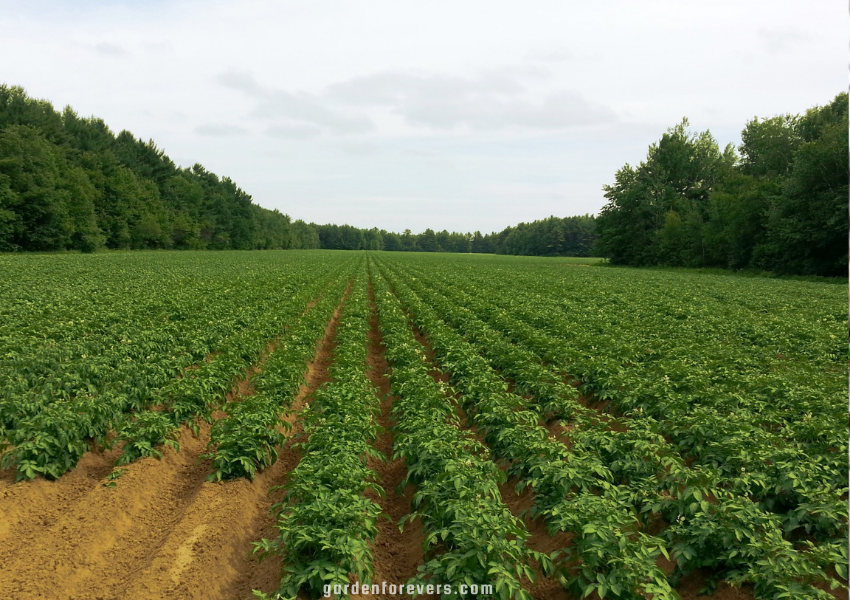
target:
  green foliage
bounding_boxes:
[597,93,848,276]
[0,250,348,479]
[597,118,737,267]
[372,267,545,600]
[114,410,180,465]
[255,273,387,600]
[378,251,847,598]
[377,260,678,599]
[205,270,352,480]
[1,249,845,598]
[0,85,318,252]
[313,216,598,258]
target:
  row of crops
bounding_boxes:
[0,251,355,479]
[371,253,847,599]
[0,250,845,599]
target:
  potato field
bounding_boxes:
[0,250,846,600]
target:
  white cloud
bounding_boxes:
[194,123,249,136]
[216,70,374,134]
[757,28,813,53]
[0,0,844,232]
[93,42,127,56]
[265,124,322,140]
[325,69,615,131]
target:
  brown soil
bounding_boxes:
[499,476,572,600]
[397,303,759,600]
[406,317,572,600]
[0,284,350,600]
[0,422,215,599]
[0,442,120,542]
[355,279,426,599]
[676,570,755,600]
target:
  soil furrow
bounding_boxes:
[0,287,347,600]
[406,316,571,600]
[0,443,119,541]
[0,421,213,600]
[357,278,425,599]
[0,348,269,599]
[217,280,350,600]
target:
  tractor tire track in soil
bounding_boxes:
[358,278,426,599]
[0,286,349,600]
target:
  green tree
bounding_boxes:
[0,125,71,250]
[763,93,848,275]
[739,114,800,178]
[418,228,438,252]
[598,119,736,266]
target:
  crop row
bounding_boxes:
[1,255,353,480]
[205,270,353,480]
[376,258,844,599]
[1,276,249,438]
[374,260,677,599]
[370,262,548,600]
[402,257,847,537]
[254,271,385,599]
[392,258,849,556]
[116,259,354,470]
[0,253,337,430]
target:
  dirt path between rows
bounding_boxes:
[0,284,349,600]
[357,278,426,599]
[124,281,351,600]
[407,321,569,600]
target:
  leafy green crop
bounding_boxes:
[375,252,847,599]
[254,271,386,600]
[372,266,547,600]
[0,251,352,479]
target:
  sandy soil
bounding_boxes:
[0,288,348,600]
[354,280,427,599]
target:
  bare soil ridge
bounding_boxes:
[354,277,426,599]
[0,284,350,600]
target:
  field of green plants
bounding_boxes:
[0,250,845,600]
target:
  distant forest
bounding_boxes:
[597,93,848,277]
[1,85,846,274]
[0,85,594,257]
[0,85,314,252]
[313,214,596,256]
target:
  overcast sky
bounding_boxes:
[0,1,844,233]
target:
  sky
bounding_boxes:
[0,0,845,233]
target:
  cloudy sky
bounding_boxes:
[0,0,844,233]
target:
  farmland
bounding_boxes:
[0,250,846,600]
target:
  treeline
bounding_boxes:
[0,85,318,252]
[0,84,597,257]
[597,93,848,277]
[312,214,596,256]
